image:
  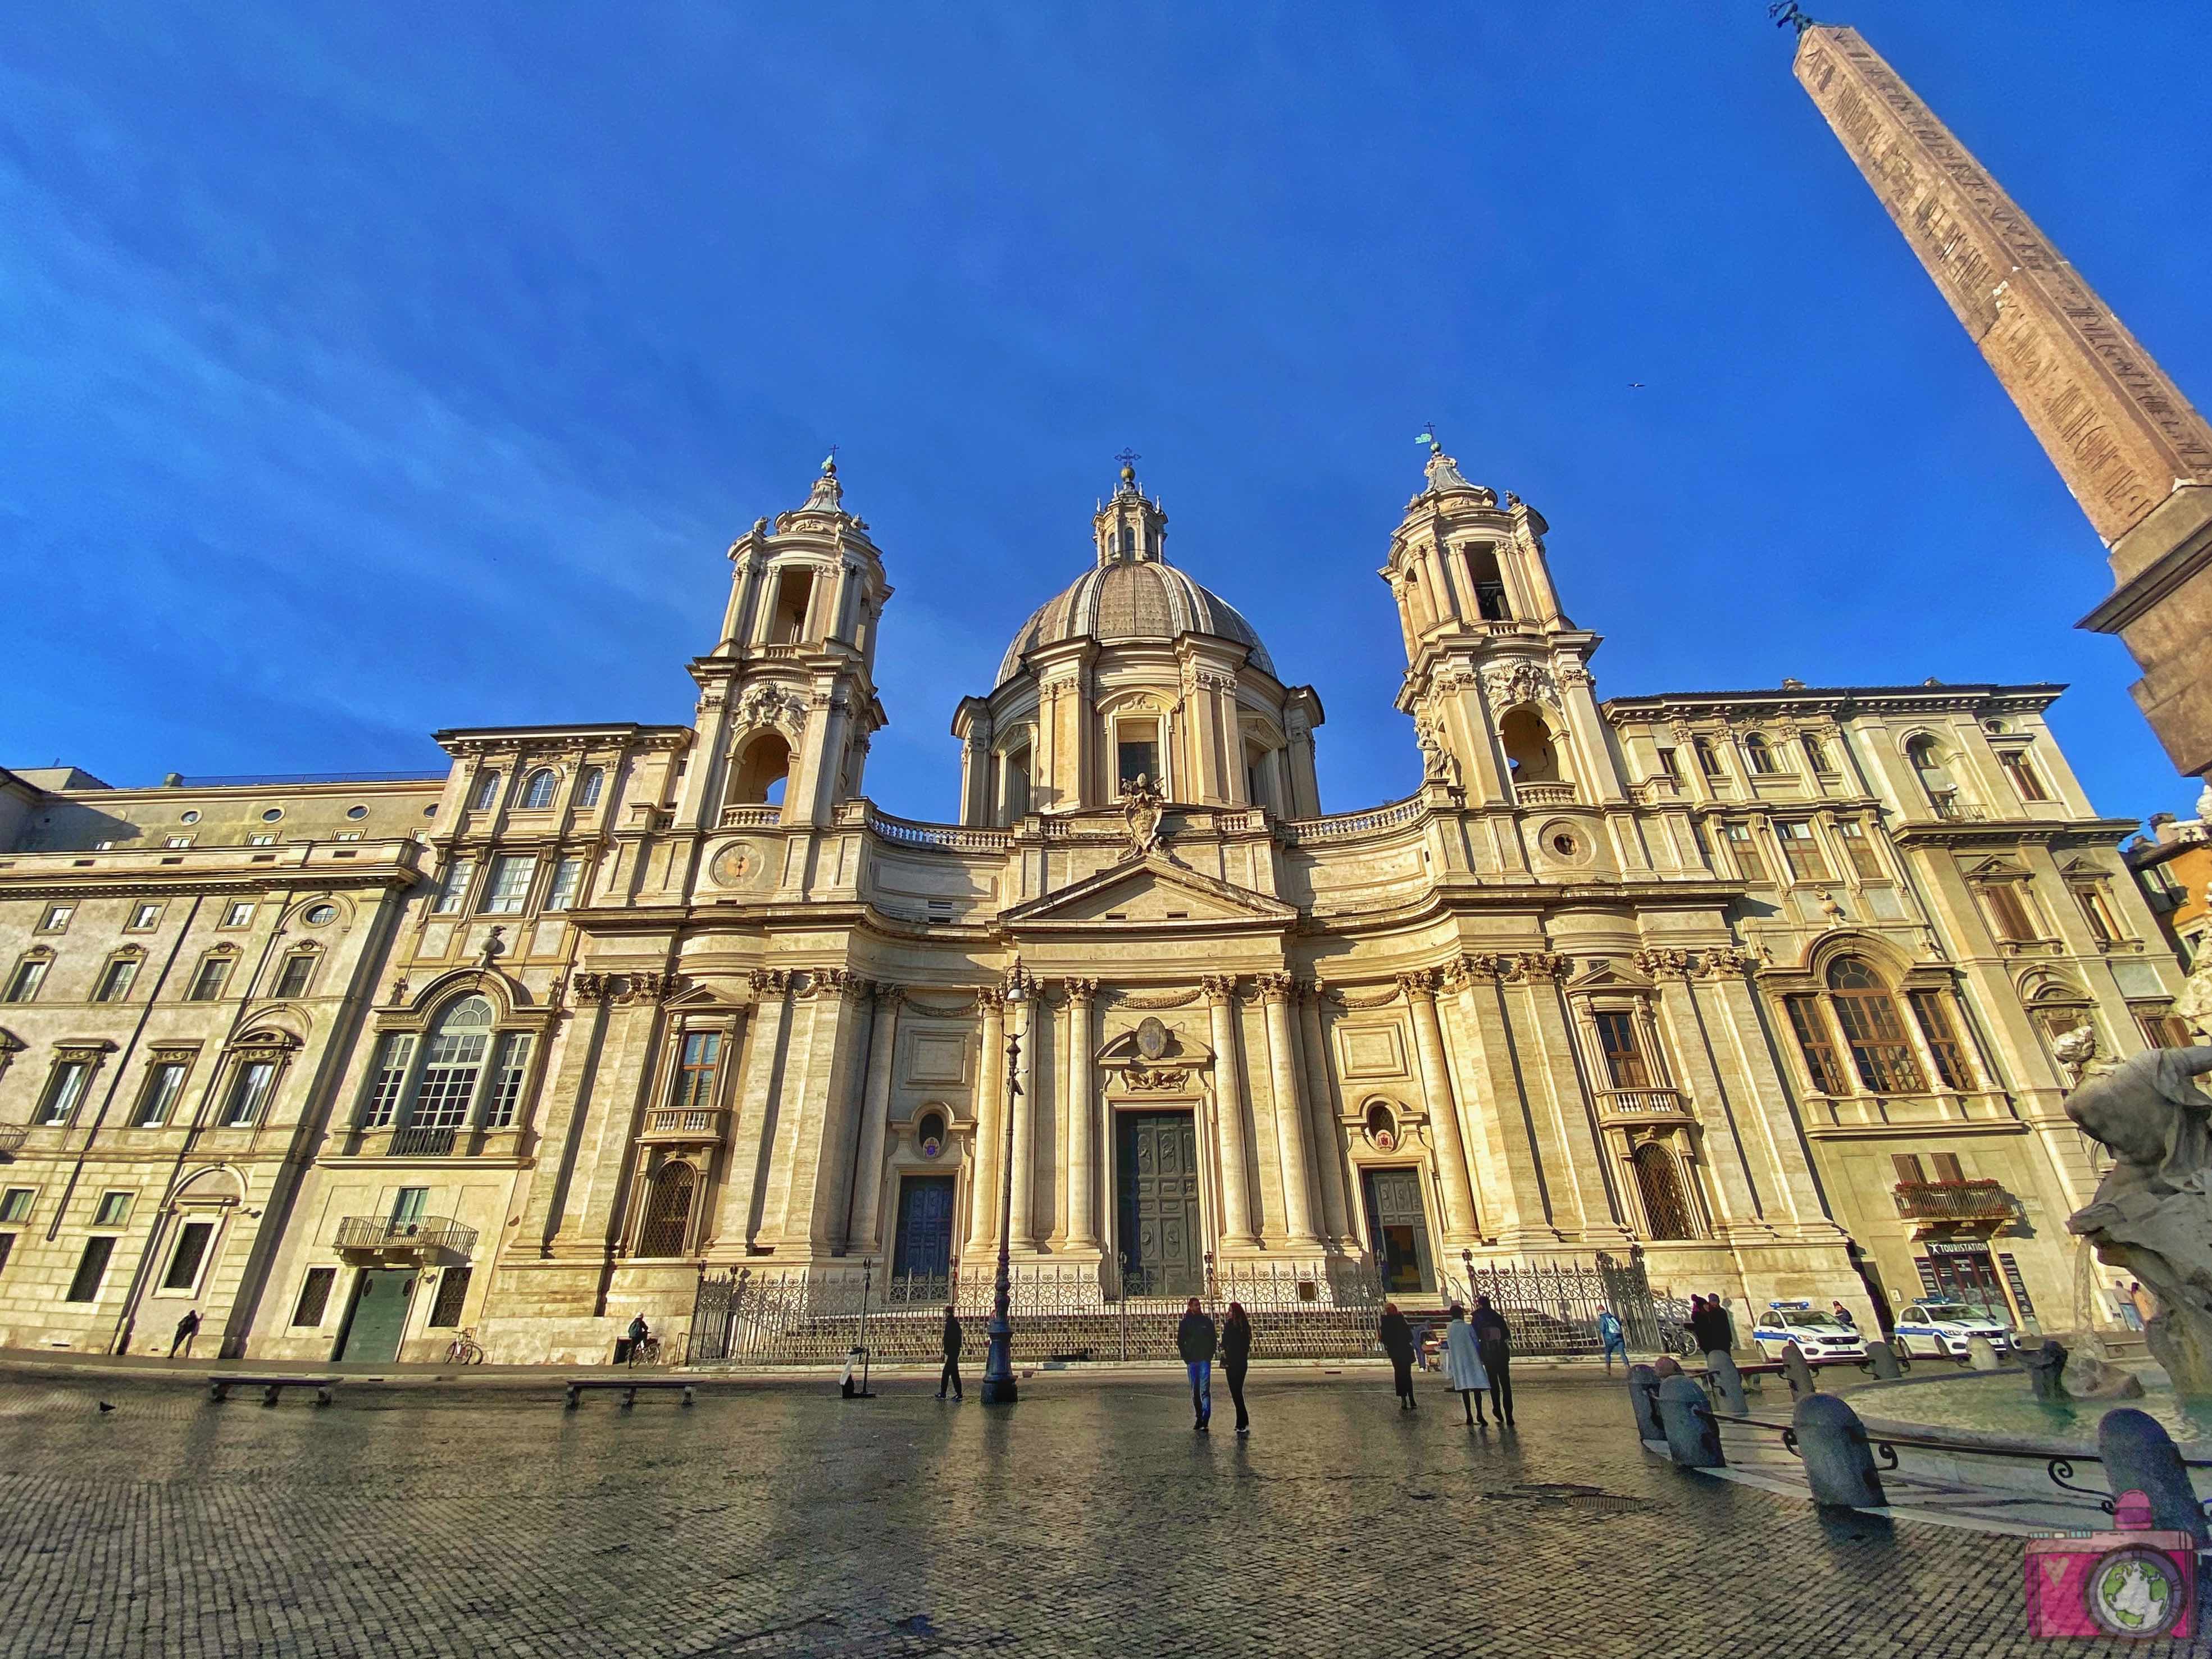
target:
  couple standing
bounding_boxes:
[1177,1298,1252,1434]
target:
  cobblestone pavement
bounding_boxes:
[0,1366,2199,1658]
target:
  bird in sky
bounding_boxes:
[1628,382,1646,389]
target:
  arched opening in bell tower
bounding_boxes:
[727,731,791,806]
[1499,704,1564,786]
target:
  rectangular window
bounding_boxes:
[1117,735,1159,793]
[544,856,585,912]
[1724,822,1768,884]
[1803,735,1833,774]
[433,858,476,915]
[2073,886,2122,945]
[1592,1011,1653,1090]
[2137,1012,2192,1049]
[481,854,537,915]
[1892,1154,1926,1185]
[483,1033,533,1129]
[292,1266,336,1327]
[390,1187,430,1228]
[221,901,254,928]
[1785,996,1849,1094]
[0,1188,35,1224]
[246,835,276,847]
[1930,1151,1965,1184]
[1998,749,2050,802]
[128,903,162,931]
[412,1025,488,1131]
[222,1060,277,1127]
[1833,988,1928,1095]
[1907,991,1972,1091]
[1998,1252,2036,1317]
[4,958,48,1002]
[187,956,233,1001]
[1981,882,2039,943]
[164,836,193,849]
[0,1233,12,1277]
[65,1237,115,1304]
[135,1061,190,1128]
[1836,819,1883,879]
[38,1061,92,1126]
[40,904,74,933]
[1695,738,1724,777]
[428,1265,472,1328]
[670,1032,722,1111]
[1654,748,1680,781]
[92,1190,133,1227]
[94,959,139,1002]
[361,1034,417,1128]
[274,954,316,999]
[334,830,364,841]
[162,1219,216,1291]
[1776,821,1831,883]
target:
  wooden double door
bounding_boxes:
[1116,1110,1204,1298]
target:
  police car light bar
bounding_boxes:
[1768,1300,1812,1310]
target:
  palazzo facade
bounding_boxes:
[0,449,2186,1362]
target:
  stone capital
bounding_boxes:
[1254,972,1296,1002]
[1395,968,1440,1001]
[1200,974,1240,1004]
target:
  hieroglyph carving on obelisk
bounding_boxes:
[1793,26,2212,559]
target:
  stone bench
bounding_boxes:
[208,1375,336,1407]
[564,1378,695,1410]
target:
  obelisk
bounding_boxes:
[1792,24,2212,778]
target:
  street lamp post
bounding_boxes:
[981,981,1028,1404]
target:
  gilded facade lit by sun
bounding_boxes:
[0,448,2186,1362]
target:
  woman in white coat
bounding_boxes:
[1442,1304,1490,1425]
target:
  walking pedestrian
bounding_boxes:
[1596,1307,1627,1375]
[626,1312,652,1366]
[936,1304,964,1401]
[1177,1297,1217,1432]
[169,1309,201,1359]
[1706,1293,1736,1355]
[1378,1302,1417,1411]
[1687,1296,1722,1357]
[1442,1304,1490,1425]
[1471,1295,1514,1426]
[1221,1301,1253,1437]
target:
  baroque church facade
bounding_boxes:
[0,448,2187,1362]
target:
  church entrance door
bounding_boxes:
[1362,1168,1436,1294]
[1116,1110,1203,1298]
[891,1176,956,1300]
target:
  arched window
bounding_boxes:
[1464,543,1510,621]
[408,995,495,1131]
[1499,705,1562,785]
[636,1163,698,1257]
[1905,736,1961,817]
[1802,733,1832,774]
[727,732,791,808]
[1743,734,1778,774]
[1825,956,1927,1094]
[1631,1142,1696,1240]
[1365,1102,1399,1151]
[519,768,558,810]
[470,771,502,812]
[914,1109,947,1158]
[576,767,605,808]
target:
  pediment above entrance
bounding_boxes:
[1000,851,1295,933]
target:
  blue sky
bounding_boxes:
[3,4,2208,826]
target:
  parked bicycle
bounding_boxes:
[444,1327,486,1365]
[628,1335,663,1368]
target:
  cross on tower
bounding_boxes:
[1114,448,1140,473]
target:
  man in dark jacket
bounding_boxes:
[937,1304,964,1402]
[1378,1302,1417,1410]
[1177,1298,1217,1431]
[1471,1296,1514,1427]
[1687,1295,1721,1356]
[1706,1293,1736,1356]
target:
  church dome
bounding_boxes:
[996,559,1276,686]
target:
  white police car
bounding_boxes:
[1750,1301,1867,1363]
[1893,1300,2013,1361]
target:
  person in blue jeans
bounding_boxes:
[1177,1297,1217,1432]
[1597,1308,1627,1375]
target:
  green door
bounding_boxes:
[335,1269,415,1362]
[1117,1111,1203,1298]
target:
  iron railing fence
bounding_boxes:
[332,1215,479,1256]
[686,1254,1663,1367]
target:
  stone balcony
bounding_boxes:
[639,1107,731,1144]
[1513,781,1578,807]
[339,1125,527,1161]
[1893,1178,2014,1225]
[1595,1087,1692,1123]
[719,805,784,830]
[0,1124,25,1157]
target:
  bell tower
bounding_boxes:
[1383,440,1624,809]
[681,457,891,830]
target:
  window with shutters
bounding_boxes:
[1930,1151,1965,1183]
[1785,996,1849,1095]
[670,1032,723,1111]
[2072,883,2124,946]
[1997,749,2050,803]
[1979,881,2040,944]
[360,1034,416,1128]
[1826,957,1926,1094]
[1592,1011,1653,1090]
[1776,821,1831,883]
[1724,822,1768,884]
[1906,991,1972,1091]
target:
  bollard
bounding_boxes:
[1965,1335,2001,1371]
[1627,1363,1664,1443]
[2022,1339,2069,1403]
[2099,1407,2210,1547]
[1658,1373,1725,1468]
[1780,1341,1816,1398]
[1792,1393,1887,1509]
[1706,1350,1749,1416]
[1864,1340,1904,1381]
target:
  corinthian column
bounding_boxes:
[845,985,902,1255]
[1009,979,1040,1250]
[1295,982,1352,1243]
[964,990,1005,1255]
[1402,968,1481,1243]
[1257,974,1320,1245]
[1063,978,1100,1250]
[1204,976,1258,1248]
